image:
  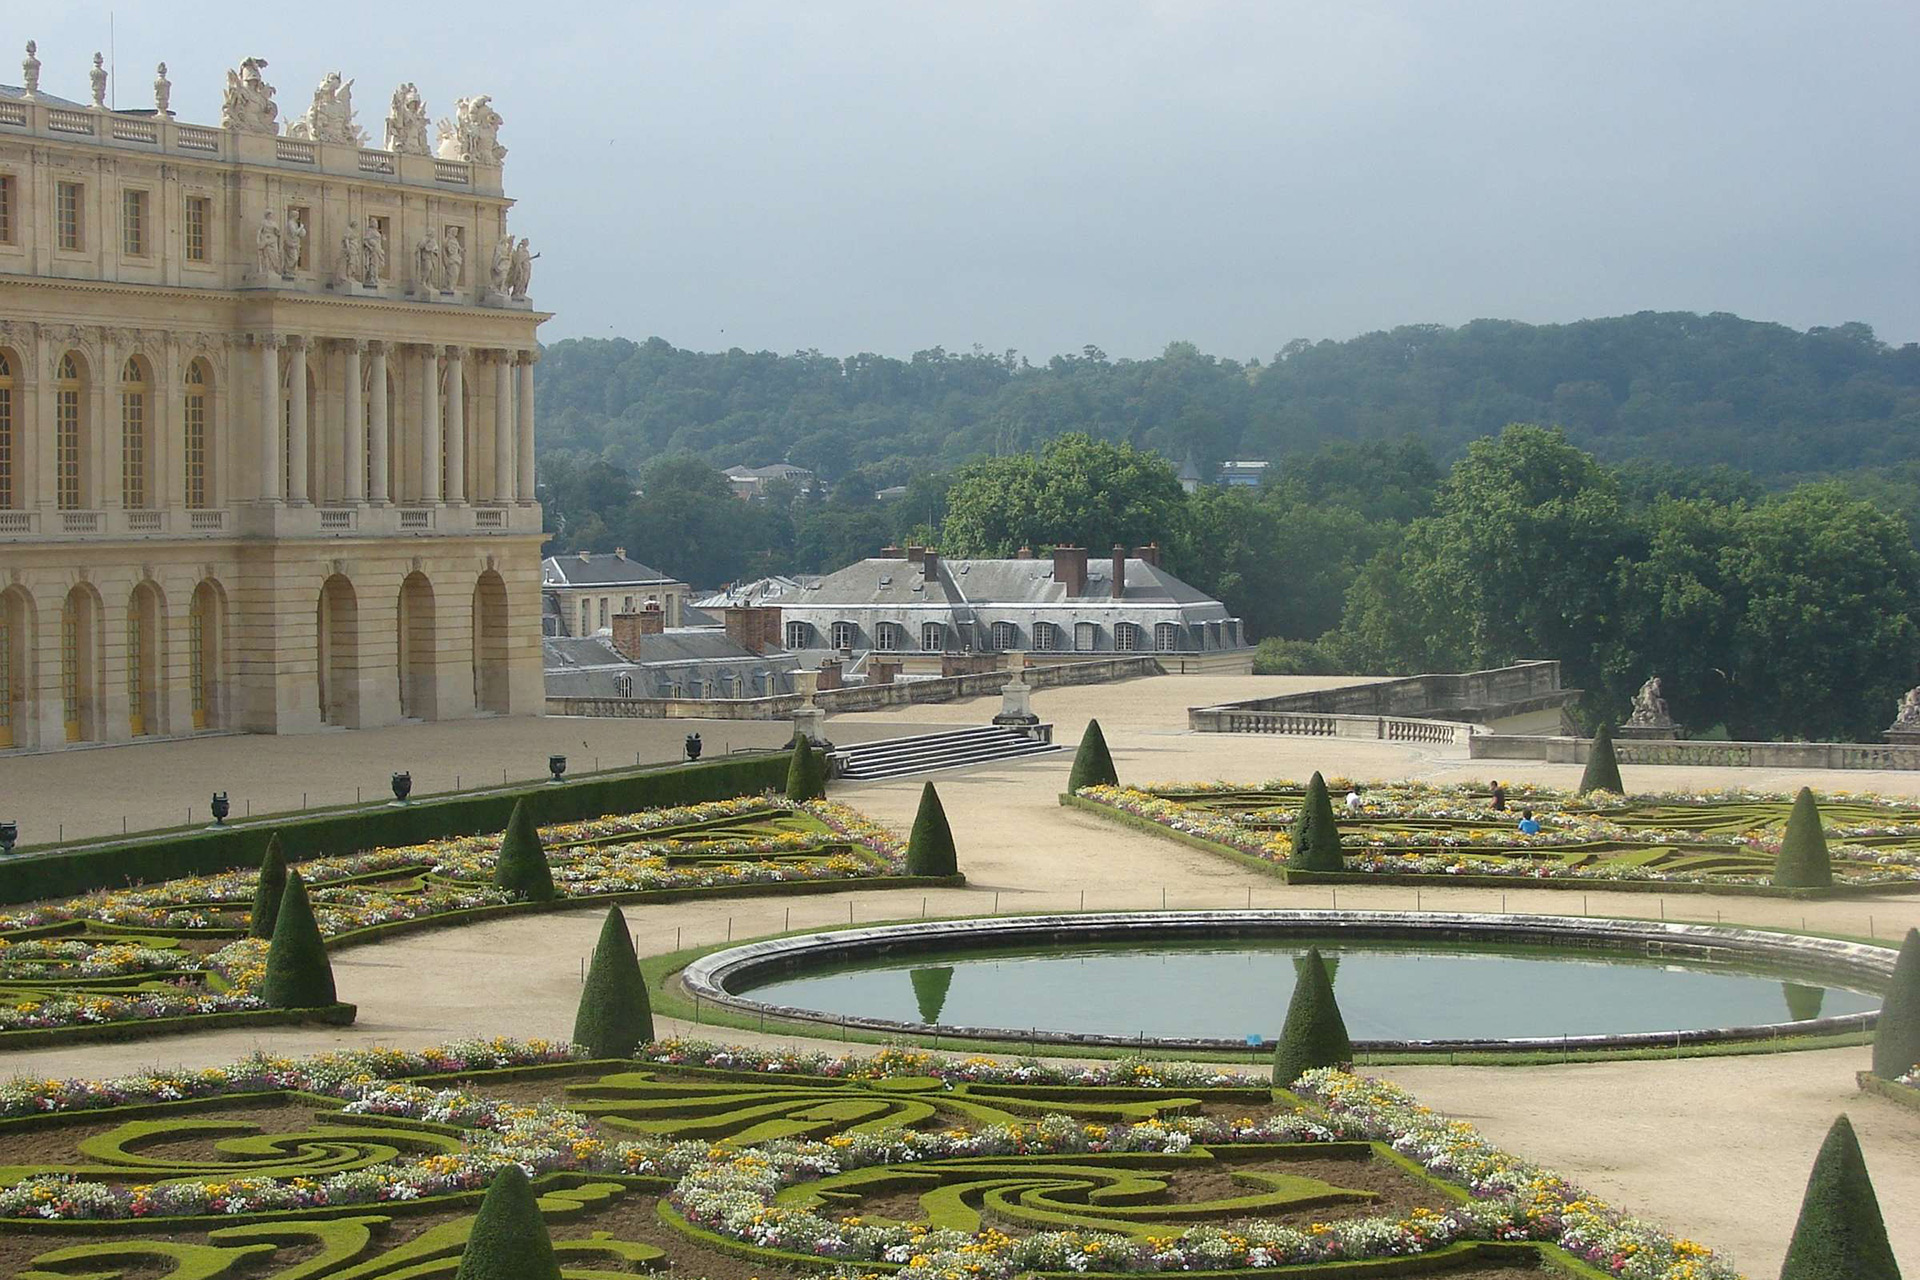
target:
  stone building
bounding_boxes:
[541,550,690,636]
[777,544,1252,675]
[0,48,546,749]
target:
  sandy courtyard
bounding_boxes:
[5,672,1919,1275]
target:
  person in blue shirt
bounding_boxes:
[1517,809,1542,835]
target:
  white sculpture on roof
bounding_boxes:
[222,56,279,135]
[287,71,366,146]
[385,82,430,155]
[435,95,506,164]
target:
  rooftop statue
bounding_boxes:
[384,82,430,155]
[222,56,279,135]
[286,71,367,146]
[434,95,506,165]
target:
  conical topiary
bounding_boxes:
[1272,947,1352,1085]
[453,1163,562,1280]
[572,905,653,1057]
[1067,719,1118,792]
[1871,928,1920,1081]
[911,966,955,1024]
[786,738,826,802]
[249,833,289,940]
[260,870,336,1008]
[1578,723,1624,795]
[1287,772,1343,871]
[1774,788,1834,889]
[906,781,959,877]
[493,798,556,901]
[1778,1115,1901,1280]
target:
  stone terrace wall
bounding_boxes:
[1190,661,1572,730]
[1472,735,1920,772]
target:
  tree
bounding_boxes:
[786,738,826,802]
[1068,719,1118,791]
[261,871,337,1009]
[1774,788,1834,889]
[1287,772,1342,871]
[249,833,289,941]
[573,906,654,1057]
[942,434,1183,556]
[1871,928,1920,1082]
[453,1164,562,1280]
[1777,1115,1901,1280]
[1578,724,1624,795]
[494,799,556,902]
[1272,948,1351,1085]
[906,782,959,877]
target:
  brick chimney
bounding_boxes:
[906,544,926,565]
[921,549,939,579]
[760,606,783,650]
[817,659,843,690]
[880,543,906,559]
[869,657,901,685]
[1133,542,1161,568]
[1015,546,1034,560]
[724,606,766,655]
[610,613,645,661]
[638,604,665,635]
[1111,544,1127,599]
[1051,545,1088,596]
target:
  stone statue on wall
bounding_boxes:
[154,62,171,115]
[255,209,286,276]
[89,52,107,109]
[283,210,307,272]
[359,219,386,286]
[442,228,465,288]
[488,235,512,294]
[1627,676,1671,726]
[222,56,279,135]
[337,218,367,286]
[434,95,507,164]
[415,225,445,291]
[384,82,430,155]
[21,41,40,98]
[286,71,366,146]
[507,237,537,299]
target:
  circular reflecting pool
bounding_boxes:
[733,939,1880,1043]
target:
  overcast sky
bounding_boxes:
[24,2,1920,359]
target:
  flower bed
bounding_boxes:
[0,1038,1742,1280]
[1072,781,1920,892]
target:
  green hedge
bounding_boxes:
[0,1002,356,1051]
[0,754,788,905]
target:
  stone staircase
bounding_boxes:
[829,724,1061,781]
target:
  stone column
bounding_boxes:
[515,349,536,503]
[418,344,441,503]
[284,335,308,505]
[443,346,465,504]
[342,340,365,503]
[257,333,281,501]
[492,350,514,502]
[367,341,389,505]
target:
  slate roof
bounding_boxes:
[790,557,1217,607]
[542,552,681,587]
[0,86,89,108]
[542,632,802,699]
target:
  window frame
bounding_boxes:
[830,620,858,651]
[0,173,16,245]
[121,188,149,258]
[183,360,210,509]
[1073,621,1098,652]
[875,621,903,652]
[184,195,210,263]
[120,357,149,510]
[55,180,84,252]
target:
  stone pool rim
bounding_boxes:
[678,910,1895,1053]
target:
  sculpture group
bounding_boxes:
[213,56,506,169]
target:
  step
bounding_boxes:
[831,725,1061,781]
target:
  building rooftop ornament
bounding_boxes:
[385,82,430,155]
[89,51,106,109]
[222,56,279,134]
[436,94,506,164]
[154,62,171,115]
[287,71,366,145]
[21,40,40,98]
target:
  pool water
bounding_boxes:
[734,941,1880,1041]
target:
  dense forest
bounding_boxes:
[531,312,1920,738]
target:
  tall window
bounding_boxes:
[875,622,903,652]
[189,595,207,728]
[598,598,610,630]
[56,181,83,251]
[1114,622,1139,653]
[1033,622,1058,652]
[0,350,13,510]
[60,598,79,741]
[1154,622,1180,652]
[184,361,209,508]
[126,607,144,735]
[786,620,811,649]
[579,600,591,636]
[1074,621,1098,652]
[120,358,148,509]
[0,609,11,749]
[0,174,15,244]
[121,189,148,256]
[56,353,83,510]
[921,621,944,652]
[991,621,1018,650]
[830,621,857,650]
[184,195,209,262]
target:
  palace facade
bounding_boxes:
[0,47,546,749]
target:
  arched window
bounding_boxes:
[1074,621,1099,652]
[830,620,858,650]
[0,349,15,510]
[56,352,85,510]
[1154,622,1180,652]
[1114,622,1140,653]
[1032,621,1058,652]
[875,621,903,652]
[991,620,1018,651]
[785,620,812,649]
[921,621,945,652]
[184,360,211,509]
[120,357,149,510]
